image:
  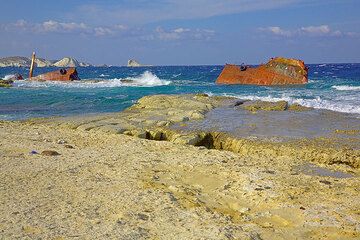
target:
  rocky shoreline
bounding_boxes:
[1,94,359,239]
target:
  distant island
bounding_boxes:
[0,56,91,68]
[0,56,153,68]
[127,59,152,67]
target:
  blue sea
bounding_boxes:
[0,64,359,120]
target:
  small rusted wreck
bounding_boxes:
[28,52,80,81]
[216,57,308,85]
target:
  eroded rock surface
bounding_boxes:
[1,94,359,239]
[32,94,360,169]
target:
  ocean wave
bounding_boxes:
[3,74,18,80]
[13,71,171,88]
[332,85,360,91]
[219,93,360,115]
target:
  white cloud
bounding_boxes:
[300,25,330,34]
[1,20,127,37]
[94,27,114,36]
[259,25,357,38]
[259,26,292,37]
[155,27,215,41]
[39,20,89,33]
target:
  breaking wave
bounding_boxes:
[332,85,360,91]
[118,71,171,87]
[13,71,171,88]
[219,93,360,115]
[3,74,18,80]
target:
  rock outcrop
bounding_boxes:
[0,57,31,67]
[53,57,80,67]
[32,94,360,169]
[34,58,53,67]
[0,56,92,67]
[127,59,151,67]
[216,57,308,85]
[0,79,14,87]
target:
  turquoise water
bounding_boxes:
[0,64,359,120]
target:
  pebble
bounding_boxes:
[41,150,60,156]
[57,139,67,144]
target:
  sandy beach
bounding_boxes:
[1,94,359,239]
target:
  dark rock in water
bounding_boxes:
[216,57,308,85]
[120,79,134,83]
[41,150,60,156]
[0,79,14,88]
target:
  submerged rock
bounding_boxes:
[241,100,288,111]
[216,57,308,85]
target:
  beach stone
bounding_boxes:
[41,150,60,156]
[57,139,67,144]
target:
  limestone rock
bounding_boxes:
[35,58,53,67]
[127,59,151,67]
[53,57,80,67]
[0,56,31,67]
[241,100,288,111]
[288,103,311,111]
[0,56,92,67]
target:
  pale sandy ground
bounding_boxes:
[1,119,359,240]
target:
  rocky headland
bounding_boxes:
[1,94,359,239]
[0,56,91,67]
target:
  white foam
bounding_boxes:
[123,71,171,86]
[3,74,17,80]
[220,93,360,115]
[332,85,360,91]
[13,71,171,89]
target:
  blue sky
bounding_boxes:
[0,0,359,65]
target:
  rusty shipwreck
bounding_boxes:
[28,52,80,81]
[216,57,308,85]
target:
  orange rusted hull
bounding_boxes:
[29,68,80,81]
[216,57,308,85]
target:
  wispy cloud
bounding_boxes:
[75,0,301,25]
[154,27,215,41]
[259,25,357,37]
[1,19,215,41]
[1,19,126,37]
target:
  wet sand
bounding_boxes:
[1,94,359,239]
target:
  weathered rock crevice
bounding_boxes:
[28,94,360,169]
